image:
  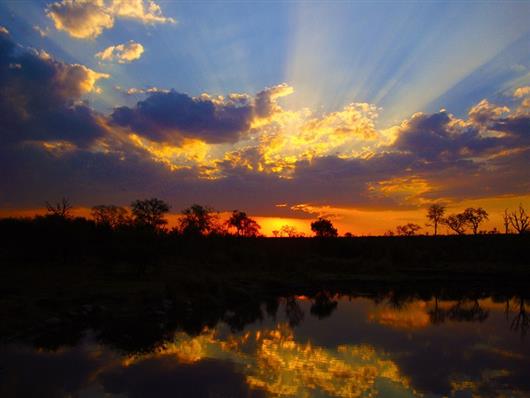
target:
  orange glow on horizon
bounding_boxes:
[0,193,527,237]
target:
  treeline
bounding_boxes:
[2,198,529,238]
[42,198,261,236]
[387,204,529,237]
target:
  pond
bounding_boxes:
[1,292,529,397]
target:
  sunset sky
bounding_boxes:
[0,0,529,235]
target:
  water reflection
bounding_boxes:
[1,293,529,397]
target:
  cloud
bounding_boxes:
[491,115,530,140]
[111,90,256,144]
[96,41,144,63]
[46,0,175,39]
[33,25,50,37]
[468,99,509,125]
[100,358,261,398]
[47,0,114,39]
[229,101,383,176]
[254,83,294,118]
[115,86,169,96]
[513,86,530,113]
[0,29,108,146]
[0,31,528,217]
[391,109,513,161]
[109,83,381,168]
[514,86,530,98]
[108,0,176,24]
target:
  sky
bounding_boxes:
[0,0,529,235]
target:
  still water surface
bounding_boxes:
[1,293,529,397]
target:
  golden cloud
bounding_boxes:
[46,0,175,39]
[121,323,414,397]
[96,41,144,63]
[109,0,176,24]
[513,86,530,98]
[115,86,169,95]
[128,133,216,174]
[56,63,110,94]
[47,0,114,39]
[368,176,433,206]
[468,99,510,125]
[242,101,381,176]
[368,301,431,330]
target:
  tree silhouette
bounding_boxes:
[428,296,446,325]
[180,204,218,235]
[279,225,300,237]
[91,205,130,228]
[395,223,421,236]
[285,297,304,327]
[131,198,170,230]
[510,297,529,337]
[447,299,489,322]
[428,298,489,324]
[45,197,73,218]
[508,204,529,234]
[463,207,488,235]
[310,292,338,319]
[503,209,511,234]
[444,213,467,235]
[226,210,261,237]
[310,217,338,237]
[426,204,445,236]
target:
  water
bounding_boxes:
[1,293,529,397]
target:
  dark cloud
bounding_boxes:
[0,343,114,398]
[0,343,264,398]
[492,115,530,139]
[392,110,528,162]
[100,357,264,398]
[0,30,107,147]
[111,90,255,144]
[0,28,15,58]
[393,111,463,160]
[110,84,293,144]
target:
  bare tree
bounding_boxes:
[463,207,488,235]
[91,205,131,228]
[503,209,511,234]
[310,217,338,237]
[280,225,300,237]
[131,198,170,230]
[226,210,261,237]
[395,223,421,236]
[45,198,73,218]
[444,213,467,235]
[510,296,529,338]
[426,204,446,236]
[508,204,529,234]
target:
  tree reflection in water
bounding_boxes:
[508,297,529,338]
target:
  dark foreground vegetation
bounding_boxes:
[1,209,529,275]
